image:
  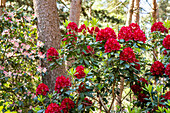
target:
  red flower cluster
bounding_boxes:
[36,83,49,96]
[78,82,90,93]
[118,23,146,43]
[150,61,165,76]
[133,29,146,43]
[129,23,140,32]
[82,98,92,106]
[163,91,170,100]
[151,22,168,33]
[78,24,87,33]
[120,47,136,63]
[131,84,143,94]
[45,103,61,113]
[46,47,59,61]
[134,59,140,70]
[163,50,168,56]
[66,22,78,32]
[131,78,148,103]
[163,35,170,50]
[88,27,100,35]
[118,26,133,41]
[137,77,148,85]
[82,45,94,55]
[138,93,148,102]
[96,27,117,41]
[104,38,121,53]
[62,32,77,44]
[60,98,75,113]
[74,65,86,79]
[165,64,170,77]
[55,75,71,94]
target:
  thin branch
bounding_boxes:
[121,90,131,102]
[109,76,117,112]
[99,95,109,113]
[145,0,152,8]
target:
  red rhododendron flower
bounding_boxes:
[163,50,168,56]
[120,47,136,63]
[134,59,140,70]
[131,84,143,94]
[36,83,49,96]
[150,61,165,76]
[55,75,71,93]
[118,26,133,41]
[61,98,75,113]
[104,38,121,53]
[138,93,148,102]
[164,91,170,100]
[74,65,86,79]
[133,29,146,43]
[88,27,100,35]
[45,103,61,113]
[82,98,92,106]
[96,27,117,41]
[66,22,78,32]
[78,24,87,33]
[163,35,170,50]
[165,64,170,77]
[78,82,90,93]
[62,31,77,44]
[46,47,59,61]
[137,77,148,85]
[151,22,168,33]
[82,45,94,55]
[129,23,140,32]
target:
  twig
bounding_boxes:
[99,95,109,113]
[108,76,117,112]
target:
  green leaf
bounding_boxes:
[78,104,83,111]
[125,64,130,68]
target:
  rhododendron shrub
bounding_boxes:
[34,20,160,113]
[0,9,45,112]
[36,83,49,96]
[2,14,170,113]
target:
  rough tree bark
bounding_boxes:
[0,0,6,16]
[69,0,82,26]
[133,0,140,24]
[152,0,157,23]
[152,0,158,62]
[0,7,3,16]
[33,0,66,90]
[126,0,135,25]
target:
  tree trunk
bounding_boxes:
[69,0,82,26]
[152,0,157,23]
[33,0,66,90]
[0,7,3,16]
[133,0,140,24]
[126,0,135,26]
[0,0,6,16]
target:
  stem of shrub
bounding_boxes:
[109,76,117,112]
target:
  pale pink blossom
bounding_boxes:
[42,68,47,73]
[37,66,42,73]
[0,66,4,70]
[14,42,19,47]
[37,40,44,47]
[38,52,45,58]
